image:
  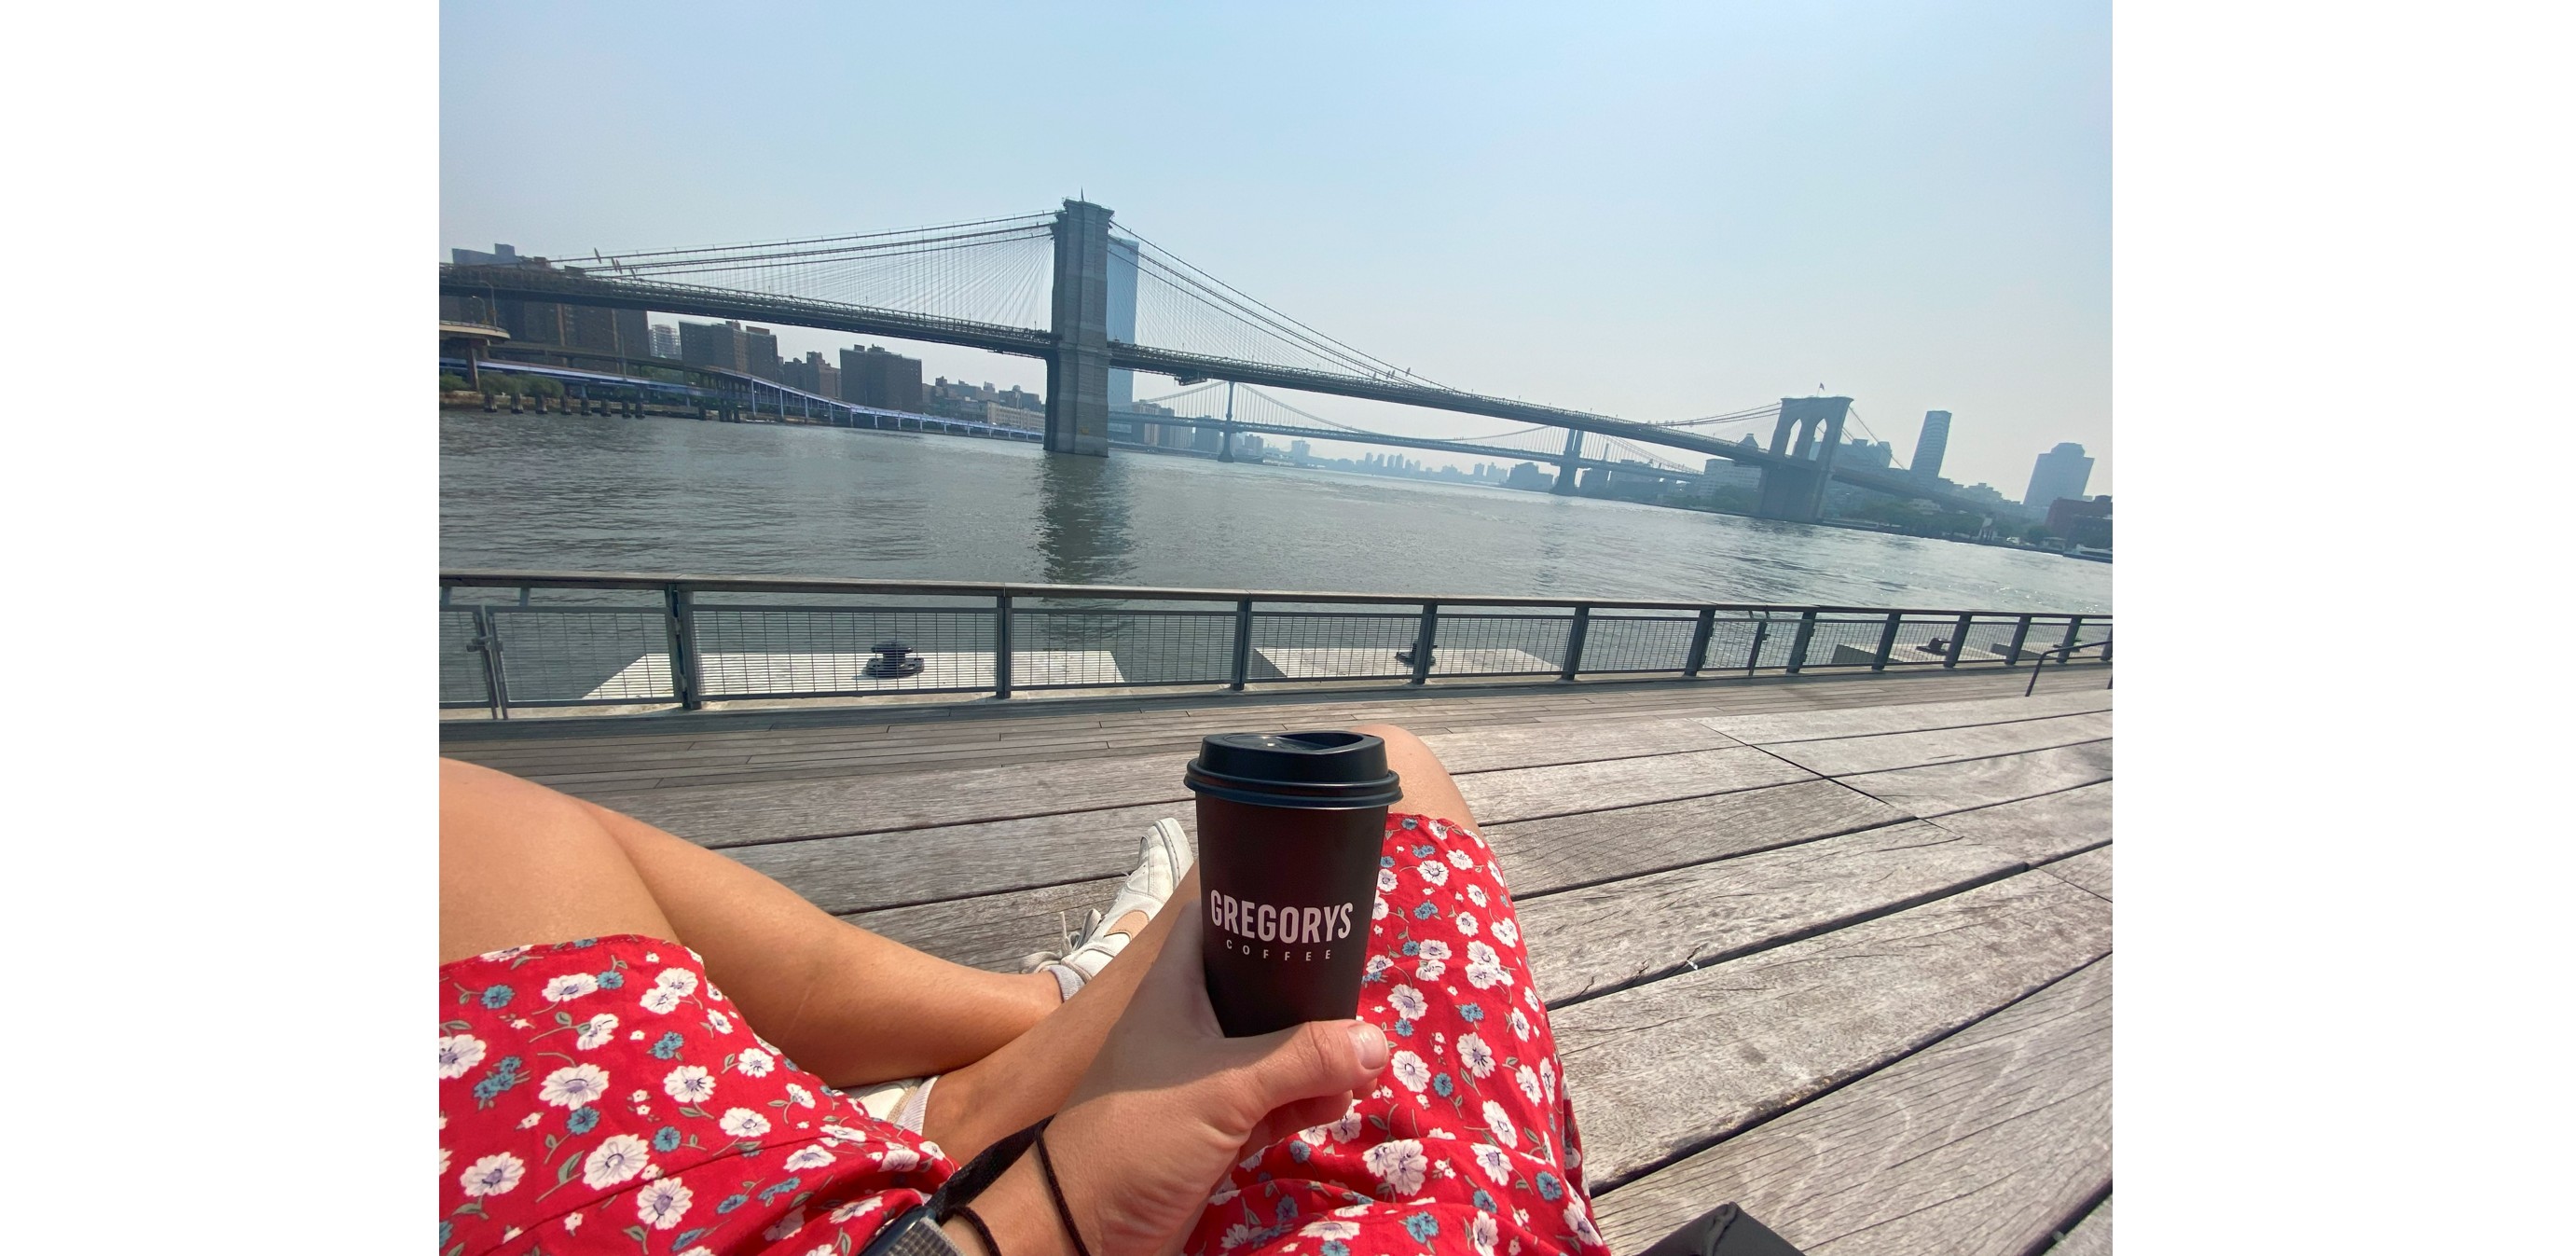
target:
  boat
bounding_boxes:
[2070,545,2112,563]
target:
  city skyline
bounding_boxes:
[440,3,2110,494]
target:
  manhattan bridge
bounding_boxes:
[440,200,1990,524]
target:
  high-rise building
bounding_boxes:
[2024,442,2096,508]
[781,352,840,398]
[679,320,750,373]
[650,324,681,360]
[1838,437,1894,471]
[840,345,924,411]
[1912,411,1952,480]
[741,326,781,381]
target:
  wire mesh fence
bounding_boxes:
[437,575,2107,716]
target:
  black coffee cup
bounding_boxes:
[1186,731,1405,1037]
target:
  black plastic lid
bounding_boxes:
[1185,731,1404,809]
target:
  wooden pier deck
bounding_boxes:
[442,664,2114,1255]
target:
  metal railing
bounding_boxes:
[2025,637,2115,697]
[439,570,2111,718]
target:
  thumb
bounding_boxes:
[1233,1019,1388,1123]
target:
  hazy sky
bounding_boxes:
[442,2,2109,495]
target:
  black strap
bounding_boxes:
[927,1120,1045,1221]
[1031,1120,1094,1256]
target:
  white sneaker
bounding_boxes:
[1020,819,1195,993]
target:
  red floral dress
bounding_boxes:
[438,812,1609,1256]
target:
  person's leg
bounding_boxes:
[1351,723,1476,828]
[441,758,1061,1089]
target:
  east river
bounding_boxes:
[440,414,2110,614]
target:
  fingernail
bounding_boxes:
[1346,1021,1388,1070]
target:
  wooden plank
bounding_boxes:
[1487,780,1911,899]
[1460,747,1817,825]
[845,875,1123,973]
[2038,847,2112,902]
[1556,870,2112,1189]
[2047,1196,2111,1256]
[600,752,1196,847]
[1591,958,2113,1256]
[1695,689,2110,746]
[1421,718,1742,774]
[731,804,1192,917]
[1834,742,2113,820]
[1519,821,2028,1003]
[1758,712,2112,779]
[1919,783,2112,866]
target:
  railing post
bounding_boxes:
[1230,599,1254,691]
[666,585,703,711]
[1785,611,1818,674]
[2003,614,2035,668]
[2059,615,2087,654]
[1870,612,1903,671]
[1943,614,1974,669]
[1410,602,1440,685]
[993,595,1014,699]
[1682,606,1716,677]
[2099,633,2113,665]
[1560,605,1591,682]
[1746,616,1770,676]
[471,604,510,720]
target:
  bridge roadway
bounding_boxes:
[442,263,1999,516]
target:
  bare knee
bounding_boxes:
[1349,725,1476,829]
[440,758,675,960]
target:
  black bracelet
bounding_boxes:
[1030,1119,1095,1256]
[950,1204,1002,1256]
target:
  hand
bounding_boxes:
[958,889,1388,1256]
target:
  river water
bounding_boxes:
[440,413,2110,614]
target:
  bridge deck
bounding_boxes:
[440,664,2113,1256]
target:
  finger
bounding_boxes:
[1247,1091,1357,1151]
[1227,1020,1386,1127]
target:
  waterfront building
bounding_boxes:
[2046,495,2114,548]
[679,320,751,374]
[781,352,840,398]
[650,324,680,359]
[985,401,1045,432]
[1291,440,1313,462]
[840,345,924,411]
[1839,437,1894,472]
[1912,411,1952,480]
[742,326,781,381]
[2024,442,2096,507]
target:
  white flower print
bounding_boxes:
[635,1179,693,1230]
[479,945,530,962]
[718,1108,772,1139]
[762,1206,806,1242]
[1297,1125,1329,1147]
[783,1145,836,1171]
[1472,1212,1500,1256]
[829,1198,885,1224]
[1466,960,1508,990]
[540,1063,611,1109]
[1447,849,1475,869]
[663,1065,715,1104]
[786,1083,816,1108]
[1458,1033,1497,1079]
[1467,940,1501,966]
[1417,959,1448,981]
[1482,1100,1517,1145]
[460,1152,525,1196]
[1455,912,1481,937]
[517,1112,543,1130]
[1390,1050,1432,1092]
[1517,1065,1544,1103]
[1377,868,1398,892]
[1333,1204,1372,1219]
[641,986,683,1014]
[438,1034,487,1080]
[877,1146,922,1172]
[1417,860,1450,887]
[1388,985,1429,1019]
[706,1010,733,1035]
[1469,1143,1512,1184]
[542,973,599,1002]
[1373,896,1389,921]
[1565,1200,1602,1247]
[1418,940,1452,961]
[582,1135,651,1189]
[1363,1139,1427,1196]
[1541,1058,1557,1105]
[1492,918,1521,949]
[654,968,699,997]
[1301,1221,1361,1239]
[1524,983,1545,1011]
[735,1047,776,1078]
[1329,1107,1366,1142]
[575,1014,620,1050]
[1365,955,1393,978]
[1221,1223,1260,1249]
[439,1146,452,1176]
[1466,883,1489,907]
[1508,1007,1534,1042]
[565,1212,582,1232]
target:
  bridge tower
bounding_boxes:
[1046,200,1116,456]
[1751,396,1852,522]
[1550,428,1583,494]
